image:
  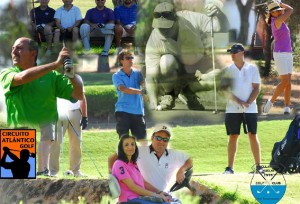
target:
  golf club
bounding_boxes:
[60,121,65,175]
[9,149,36,158]
[31,0,42,45]
[242,106,248,134]
[64,113,103,177]
[256,167,280,194]
[210,16,218,114]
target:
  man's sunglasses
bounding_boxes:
[124,56,134,60]
[153,12,175,20]
[154,136,170,142]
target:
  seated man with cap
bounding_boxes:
[109,124,193,193]
[145,1,229,111]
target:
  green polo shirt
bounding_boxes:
[0,66,74,128]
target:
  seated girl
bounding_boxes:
[112,135,170,203]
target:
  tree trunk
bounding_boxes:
[236,0,254,45]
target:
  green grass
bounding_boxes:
[36,119,300,203]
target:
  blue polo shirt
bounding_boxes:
[112,68,144,115]
[85,7,115,24]
[114,4,137,26]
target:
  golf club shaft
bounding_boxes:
[61,121,64,175]
[65,113,103,177]
[211,17,217,112]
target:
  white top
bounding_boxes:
[57,98,80,113]
[224,62,261,113]
[54,5,82,28]
[137,145,189,191]
[56,75,84,115]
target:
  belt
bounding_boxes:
[69,108,80,112]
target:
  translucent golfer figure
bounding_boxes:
[145,1,229,111]
[221,43,263,174]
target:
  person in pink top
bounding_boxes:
[112,135,169,203]
[263,1,293,115]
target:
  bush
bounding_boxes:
[85,85,117,118]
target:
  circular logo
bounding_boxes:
[250,163,286,204]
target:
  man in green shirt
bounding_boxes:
[0,37,83,175]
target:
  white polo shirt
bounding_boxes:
[54,5,82,28]
[137,145,189,191]
[224,62,260,113]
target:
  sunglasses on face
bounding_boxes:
[124,56,134,60]
[153,12,175,20]
[154,136,170,142]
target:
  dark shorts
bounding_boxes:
[115,111,146,140]
[225,113,258,135]
[61,30,73,41]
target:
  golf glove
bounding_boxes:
[80,117,88,130]
[63,57,75,78]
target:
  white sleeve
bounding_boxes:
[251,65,261,84]
[54,7,62,20]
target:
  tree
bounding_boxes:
[236,0,254,45]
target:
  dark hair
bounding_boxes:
[20,149,30,161]
[118,49,132,64]
[26,38,39,65]
[117,134,139,164]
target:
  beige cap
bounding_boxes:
[267,2,284,13]
[152,2,176,29]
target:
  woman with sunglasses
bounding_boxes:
[263,1,293,114]
[112,135,170,203]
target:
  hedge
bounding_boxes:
[85,85,117,118]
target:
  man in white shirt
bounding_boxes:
[53,0,82,47]
[49,79,88,177]
[221,43,262,174]
[109,124,193,192]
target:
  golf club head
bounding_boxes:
[170,167,193,192]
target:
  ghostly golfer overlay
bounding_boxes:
[250,163,286,204]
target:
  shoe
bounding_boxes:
[37,168,50,176]
[256,165,265,174]
[178,93,188,105]
[159,95,175,110]
[74,171,87,177]
[223,167,234,174]
[284,106,290,115]
[101,51,109,56]
[263,99,273,114]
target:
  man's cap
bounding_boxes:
[152,124,172,136]
[227,43,244,54]
[267,2,284,13]
[152,2,175,29]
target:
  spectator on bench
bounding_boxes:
[114,0,137,53]
[112,0,139,7]
[54,0,82,48]
[80,0,115,56]
[29,0,57,54]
